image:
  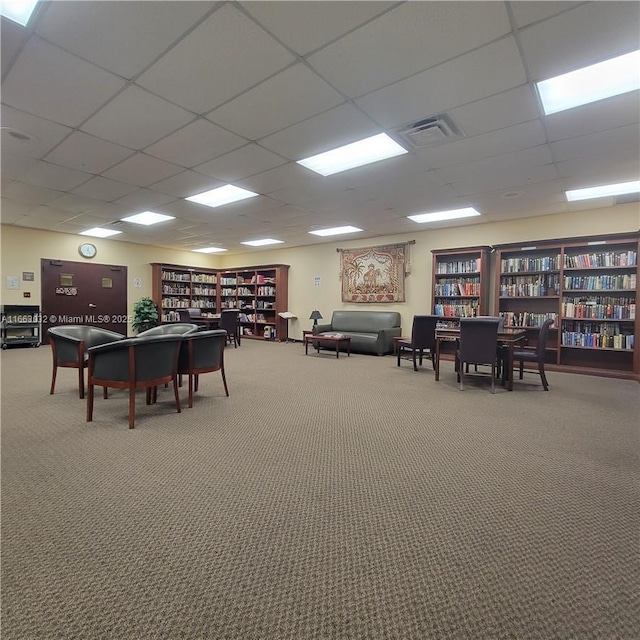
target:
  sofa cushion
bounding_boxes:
[331,310,401,333]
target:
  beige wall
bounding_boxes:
[2,204,638,339]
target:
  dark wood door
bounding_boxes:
[41,259,128,342]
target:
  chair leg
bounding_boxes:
[194,374,199,392]
[412,350,418,371]
[50,365,57,395]
[221,366,229,396]
[539,363,549,391]
[86,383,94,422]
[397,347,401,367]
[78,366,85,399]
[418,349,423,366]
[491,364,495,394]
[519,360,524,380]
[173,376,182,413]
[188,373,194,408]
[128,383,136,429]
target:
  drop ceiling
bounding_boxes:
[1,1,639,256]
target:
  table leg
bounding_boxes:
[435,339,441,381]
[507,344,514,391]
[305,338,309,355]
[336,341,339,358]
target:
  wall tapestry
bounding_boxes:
[338,242,412,303]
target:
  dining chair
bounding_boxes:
[396,315,438,371]
[455,317,500,393]
[177,329,229,408]
[511,318,555,390]
[86,334,183,429]
[47,325,126,399]
[219,309,240,348]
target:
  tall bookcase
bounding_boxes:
[151,264,218,323]
[151,263,290,341]
[494,233,639,378]
[218,264,289,340]
[431,246,491,321]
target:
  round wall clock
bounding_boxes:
[79,242,97,259]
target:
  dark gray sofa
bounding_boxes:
[312,310,402,356]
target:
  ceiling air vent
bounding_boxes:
[396,114,464,149]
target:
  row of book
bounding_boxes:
[561,302,635,320]
[162,285,190,295]
[436,260,480,274]
[499,274,560,297]
[434,281,481,296]
[501,255,561,273]
[239,313,269,323]
[191,286,215,296]
[563,274,636,291]
[161,271,191,282]
[499,312,557,327]
[561,330,634,350]
[191,299,215,309]
[564,250,637,268]
[161,299,191,309]
[191,274,217,283]
[434,302,480,317]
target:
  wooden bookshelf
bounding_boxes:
[151,264,218,323]
[218,264,289,340]
[151,263,290,341]
[431,246,491,322]
[494,233,639,379]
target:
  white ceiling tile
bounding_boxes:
[114,189,177,212]
[145,118,246,168]
[2,181,64,204]
[136,4,295,114]
[147,171,222,199]
[0,198,36,219]
[1,36,125,127]
[207,64,345,140]
[103,153,184,187]
[509,2,580,28]
[241,1,395,56]
[0,105,72,158]
[44,131,133,174]
[419,120,547,170]
[519,1,640,80]
[1,153,38,180]
[1,17,29,76]
[557,147,640,187]
[240,162,325,196]
[35,1,215,79]
[308,1,511,98]
[544,92,640,142]
[49,193,113,214]
[196,144,287,181]
[81,85,194,150]
[72,176,139,201]
[23,160,93,191]
[259,103,381,160]
[447,86,540,137]
[550,124,640,163]
[355,37,527,128]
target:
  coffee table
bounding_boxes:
[304,333,351,358]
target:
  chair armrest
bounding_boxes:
[313,323,332,335]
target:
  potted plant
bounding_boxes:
[132,296,160,334]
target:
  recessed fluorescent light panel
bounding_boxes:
[565,180,640,201]
[536,50,640,115]
[121,211,175,226]
[1,0,40,26]
[79,228,122,238]
[192,247,228,253]
[309,226,363,237]
[407,207,481,224]
[240,239,284,247]
[297,133,407,176]
[186,185,258,208]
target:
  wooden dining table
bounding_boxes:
[434,326,527,391]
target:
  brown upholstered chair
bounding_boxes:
[455,317,500,393]
[177,329,229,408]
[219,309,240,348]
[396,315,438,371]
[86,334,182,429]
[47,325,125,399]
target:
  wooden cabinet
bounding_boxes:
[151,263,290,341]
[494,233,639,378]
[151,264,218,323]
[1,304,41,349]
[431,246,491,321]
[218,264,289,340]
